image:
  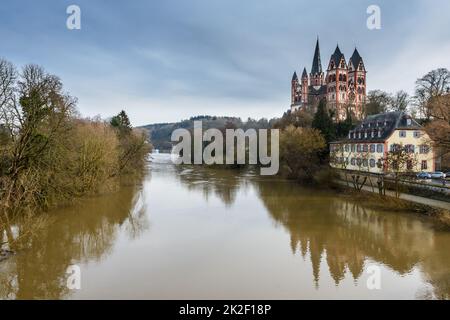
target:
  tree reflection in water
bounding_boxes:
[176,166,449,299]
[1,162,448,299]
[0,183,148,300]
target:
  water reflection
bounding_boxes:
[0,156,449,299]
[255,180,449,299]
[0,184,147,299]
[173,164,450,299]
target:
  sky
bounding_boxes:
[1,0,450,126]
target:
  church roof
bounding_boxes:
[292,71,298,81]
[330,45,345,67]
[311,38,323,74]
[349,48,363,68]
[302,68,308,78]
[308,85,327,95]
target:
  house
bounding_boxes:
[330,111,434,174]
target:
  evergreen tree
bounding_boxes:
[312,99,335,143]
[110,110,132,135]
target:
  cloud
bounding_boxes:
[1,0,449,125]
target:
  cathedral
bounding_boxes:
[290,38,367,121]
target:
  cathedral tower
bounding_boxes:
[291,71,300,107]
[348,48,367,119]
[326,45,348,120]
[310,38,324,87]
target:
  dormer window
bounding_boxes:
[364,132,368,138]
[378,130,381,138]
[348,132,351,139]
[358,132,361,139]
[406,119,412,126]
[371,131,375,138]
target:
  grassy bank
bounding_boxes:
[337,188,450,227]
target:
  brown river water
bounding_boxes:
[0,153,449,299]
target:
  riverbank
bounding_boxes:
[335,181,450,227]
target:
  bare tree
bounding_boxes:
[390,90,410,112]
[415,68,450,120]
[381,143,418,198]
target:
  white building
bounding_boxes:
[330,112,435,174]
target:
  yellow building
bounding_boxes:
[330,112,434,174]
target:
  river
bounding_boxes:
[0,153,449,299]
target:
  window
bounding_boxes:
[421,160,428,170]
[356,158,362,166]
[357,144,362,152]
[390,144,401,152]
[413,131,421,138]
[377,130,382,138]
[351,158,356,165]
[364,132,368,138]
[377,144,383,153]
[371,131,375,138]
[369,159,376,168]
[392,161,399,170]
[345,144,350,152]
[419,145,429,154]
[363,144,368,152]
[406,119,412,126]
[351,144,356,152]
[363,159,368,167]
[405,144,415,153]
[399,130,406,138]
[370,144,375,153]
[358,132,361,139]
[407,160,413,170]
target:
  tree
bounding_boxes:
[415,68,450,120]
[424,94,450,161]
[273,108,313,129]
[335,106,354,138]
[381,143,417,198]
[365,90,391,115]
[110,110,132,136]
[390,90,410,112]
[312,99,335,143]
[279,125,326,181]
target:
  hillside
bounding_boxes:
[139,115,275,151]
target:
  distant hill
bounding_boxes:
[139,115,276,152]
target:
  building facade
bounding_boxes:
[291,39,367,121]
[330,112,435,174]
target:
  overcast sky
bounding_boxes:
[1,0,449,125]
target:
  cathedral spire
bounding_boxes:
[311,37,322,75]
[302,67,308,78]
